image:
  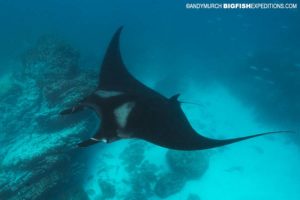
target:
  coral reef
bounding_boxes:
[120,141,147,170]
[120,141,160,199]
[94,142,210,199]
[21,36,79,82]
[166,150,209,180]
[0,36,97,200]
[98,180,116,199]
[154,173,185,198]
[152,150,209,198]
[129,161,159,197]
[20,35,97,107]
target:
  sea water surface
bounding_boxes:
[0,0,300,199]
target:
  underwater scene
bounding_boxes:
[0,0,300,199]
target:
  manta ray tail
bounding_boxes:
[192,130,294,150]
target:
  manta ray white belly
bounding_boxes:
[114,101,135,129]
[95,89,135,138]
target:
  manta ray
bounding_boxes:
[61,27,291,150]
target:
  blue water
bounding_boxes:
[0,0,300,199]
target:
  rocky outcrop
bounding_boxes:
[154,173,186,198]
[153,150,209,199]
[166,150,209,180]
[0,36,97,200]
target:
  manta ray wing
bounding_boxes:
[98,27,164,100]
[130,97,293,150]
